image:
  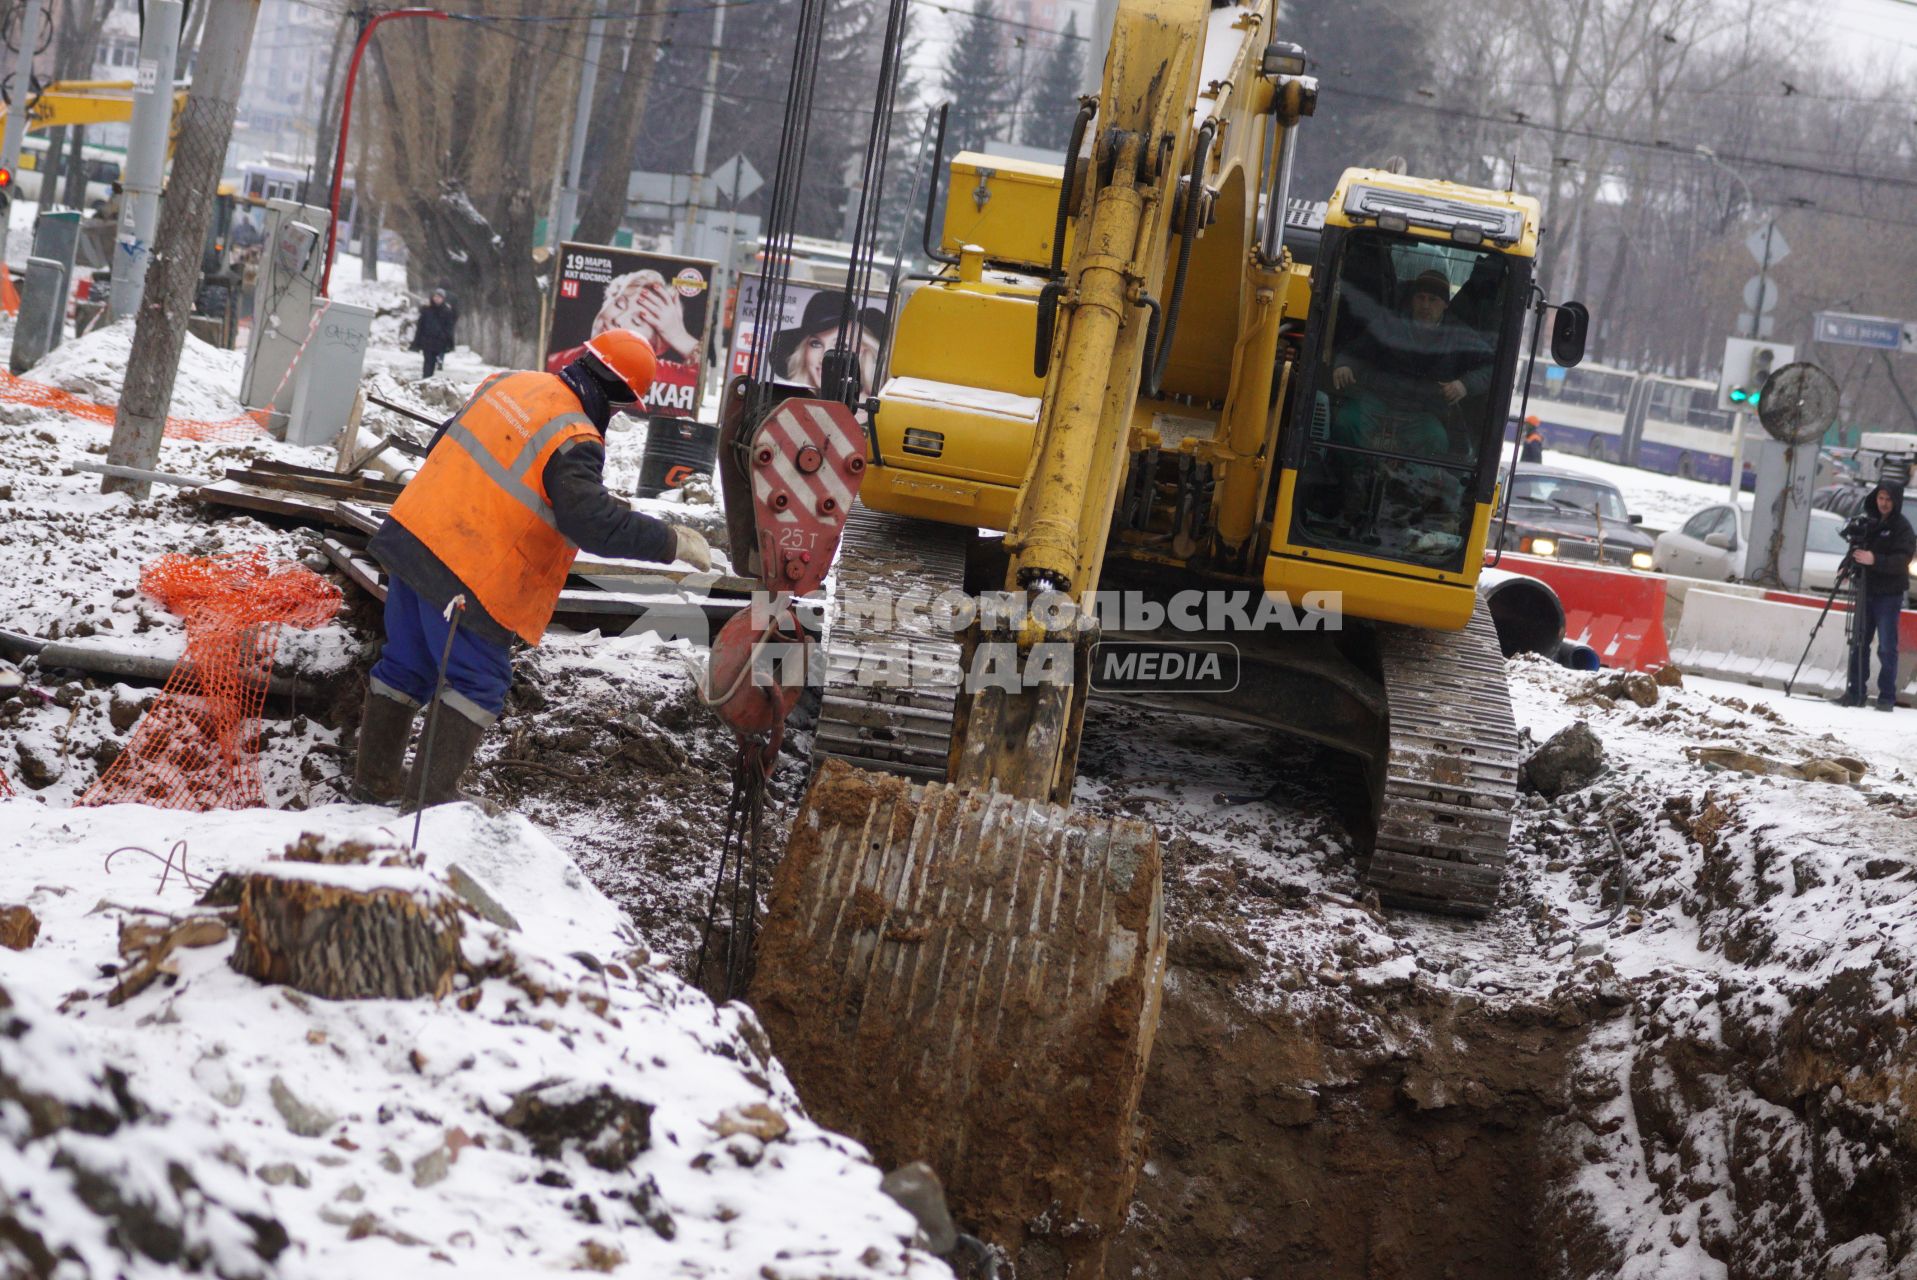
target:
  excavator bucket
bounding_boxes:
[751,758,1164,1269]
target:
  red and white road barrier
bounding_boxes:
[1488,554,1671,671]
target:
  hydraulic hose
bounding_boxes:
[1049,99,1098,280]
[1146,120,1216,398]
[920,104,960,267]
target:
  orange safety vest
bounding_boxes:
[389,371,599,645]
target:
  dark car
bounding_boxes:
[1812,482,1872,522]
[1497,464,1655,570]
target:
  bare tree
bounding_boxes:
[362,2,578,365]
[103,0,262,498]
[573,1,667,247]
[40,0,114,202]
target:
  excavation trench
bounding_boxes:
[1109,906,1600,1279]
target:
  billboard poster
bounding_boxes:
[728,273,893,397]
[544,242,716,418]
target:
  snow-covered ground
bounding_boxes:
[0,285,942,1277]
[2,804,938,1278]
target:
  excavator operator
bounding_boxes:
[1330,268,1494,456]
[350,330,714,809]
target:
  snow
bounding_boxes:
[30,317,252,422]
[0,264,946,1277]
[0,212,1909,1276]
[0,802,941,1277]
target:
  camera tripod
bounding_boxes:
[1785,552,1869,699]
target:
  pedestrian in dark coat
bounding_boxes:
[412,288,458,379]
[1844,481,1915,710]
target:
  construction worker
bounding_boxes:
[1520,416,1544,463]
[351,330,713,808]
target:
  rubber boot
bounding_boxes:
[399,705,487,812]
[350,689,418,804]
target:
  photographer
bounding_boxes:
[1842,481,1914,711]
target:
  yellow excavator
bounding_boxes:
[742,0,1584,1270]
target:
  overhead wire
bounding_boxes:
[1324,83,1917,191]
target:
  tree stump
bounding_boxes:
[229,866,463,1001]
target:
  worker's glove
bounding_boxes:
[669,525,713,572]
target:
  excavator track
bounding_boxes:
[810,504,969,782]
[1365,596,1521,917]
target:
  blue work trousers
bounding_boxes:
[368,577,514,726]
[1847,592,1904,706]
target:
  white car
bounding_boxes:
[1653,504,1851,592]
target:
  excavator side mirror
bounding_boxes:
[1551,301,1589,368]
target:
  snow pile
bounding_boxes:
[0,801,943,1278]
[27,318,251,422]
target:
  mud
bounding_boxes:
[750,760,1164,1275]
[1114,920,1592,1278]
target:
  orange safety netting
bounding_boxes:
[0,370,268,443]
[81,550,342,812]
[0,770,13,798]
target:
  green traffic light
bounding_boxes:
[1749,390,1762,406]
[1729,388,1749,403]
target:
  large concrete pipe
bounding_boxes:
[1480,568,1566,659]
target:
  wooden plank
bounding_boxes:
[224,466,404,501]
[247,458,409,491]
[334,499,387,536]
[195,479,339,523]
[317,537,388,603]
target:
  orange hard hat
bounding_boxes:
[1525,415,1541,427]
[583,329,658,404]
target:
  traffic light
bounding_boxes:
[1718,337,1795,413]
[1729,346,1776,407]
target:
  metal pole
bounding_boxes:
[1727,412,1748,503]
[680,0,726,257]
[1727,218,1775,501]
[552,11,604,251]
[321,8,451,296]
[0,0,44,178]
[710,160,745,391]
[110,0,184,320]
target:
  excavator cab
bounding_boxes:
[1270,172,1539,631]
[1292,231,1519,568]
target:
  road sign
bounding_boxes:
[1812,311,1903,350]
[1746,224,1789,266]
[1742,276,1779,313]
[708,154,763,204]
